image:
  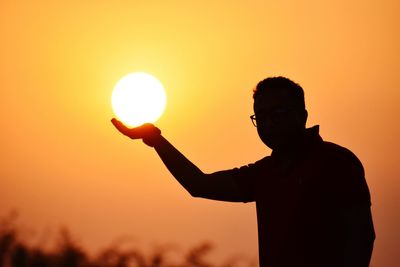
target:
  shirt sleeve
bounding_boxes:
[229,157,270,203]
[229,166,256,202]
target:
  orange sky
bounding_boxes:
[1,0,399,265]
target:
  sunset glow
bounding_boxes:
[1,1,399,266]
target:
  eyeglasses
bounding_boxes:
[250,114,258,127]
[250,107,295,127]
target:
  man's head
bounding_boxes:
[252,77,308,151]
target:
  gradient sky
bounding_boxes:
[1,0,399,265]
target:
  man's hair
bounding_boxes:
[253,76,305,110]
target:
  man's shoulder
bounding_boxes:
[319,141,359,159]
[252,155,275,169]
[317,141,364,172]
[254,155,272,164]
[317,141,371,207]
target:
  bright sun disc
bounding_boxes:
[111,72,167,127]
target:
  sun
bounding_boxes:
[111,72,167,127]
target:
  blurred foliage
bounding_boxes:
[0,213,256,267]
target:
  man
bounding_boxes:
[111,77,375,267]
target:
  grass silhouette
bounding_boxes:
[0,213,256,267]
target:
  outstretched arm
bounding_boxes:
[111,119,245,202]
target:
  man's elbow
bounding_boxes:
[183,174,209,198]
[188,189,202,198]
[365,210,376,244]
[367,225,376,246]
[186,186,213,199]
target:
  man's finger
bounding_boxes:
[111,118,140,139]
[111,118,128,133]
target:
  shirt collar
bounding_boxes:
[270,125,323,160]
[306,125,323,145]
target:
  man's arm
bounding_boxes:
[111,119,246,202]
[331,146,375,267]
[341,205,375,267]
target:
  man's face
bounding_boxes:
[253,88,307,150]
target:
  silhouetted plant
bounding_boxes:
[0,213,255,267]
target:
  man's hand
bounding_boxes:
[111,118,161,146]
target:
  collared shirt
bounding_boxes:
[228,125,371,267]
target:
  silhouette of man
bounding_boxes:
[111,77,375,267]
